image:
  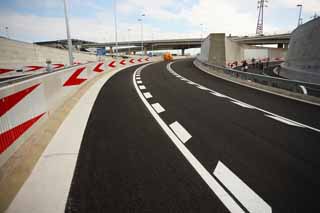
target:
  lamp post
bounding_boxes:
[63,0,73,66]
[138,14,145,55]
[200,23,204,39]
[127,28,131,55]
[151,31,154,57]
[113,0,119,59]
[297,4,303,27]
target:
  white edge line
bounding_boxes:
[265,114,305,127]
[167,62,320,133]
[133,64,245,213]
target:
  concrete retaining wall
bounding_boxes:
[280,17,320,84]
[0,57,152,167]
[0,37,99,70]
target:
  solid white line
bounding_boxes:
[167,62,320,133]
[187,81,197,85]
[139,85,146,90]
[210,91,227,98]
[137,80,143,84]
[151,103,165,113]
[197,85,209,90]
[169,121,192,143]
[231,101,256,109]
[133,65,244,213]
[214,161,272,213]
[265,114,305,127]
[143,92,153,99]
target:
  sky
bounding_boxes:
[0,0,319,43]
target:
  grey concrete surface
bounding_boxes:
[280,17,320,84]
[0,37,100,70]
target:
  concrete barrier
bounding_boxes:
[0,57,153,167]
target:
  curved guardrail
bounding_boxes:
[195,58,320,98]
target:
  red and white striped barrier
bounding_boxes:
[0,57,151,166]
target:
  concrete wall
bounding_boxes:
[280,17,320,84]
[0,37,100,69]
[225,37,243,64]
[199,33,226,66]
[0,57,153,167]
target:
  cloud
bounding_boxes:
[1,0,318,43]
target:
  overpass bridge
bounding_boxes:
[80,33,291,54]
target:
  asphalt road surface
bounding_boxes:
[65,59,320,213]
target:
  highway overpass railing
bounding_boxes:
[195,58,320,98]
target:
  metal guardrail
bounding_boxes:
[196,58,320,97]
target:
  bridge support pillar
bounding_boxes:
[109,46,113,54]
[284,43,289,49]
[181,48,185,56]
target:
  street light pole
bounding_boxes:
[200,24,204,39]
[113,0,119,59]
[63,0,73,66]
[127,28,131,55]
[138,14,145,55]
[297,4,303,27]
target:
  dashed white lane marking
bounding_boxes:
[214,161,272,213]
[133,65,245,213]
[136,77,141,80]
[167,62,320,133]
[265,114,305,127]
[169,121,192,143]
[231,101,256,109]
[137,80,143,84]
[151,103,165,113]
[143,92,153,99]
[139,85,146,90]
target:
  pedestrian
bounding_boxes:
[258,60,263,71]
[251,58,256,68]
[242,60,248,72]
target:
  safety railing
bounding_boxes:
[195,58,320,97]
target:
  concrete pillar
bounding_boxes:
[277,43,284,48]
[181,48,185,56]
[284,43,289,49]
[109,46,113,54]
